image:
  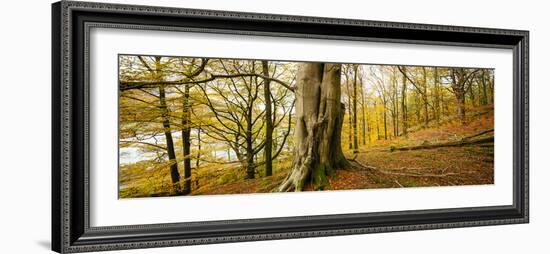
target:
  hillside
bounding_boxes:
[185,105,494,195]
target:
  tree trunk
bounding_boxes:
[457,92,466,124]
[375,101,380,140]
[262,61,273,177]
[151,56,182,195]
[414,92,421,124]
[394,87,399,137]
[469,82,476,108]
[422,67,429,128]
[366,109,371,143]
[488,74,494,104]
[181,84,192,195]
[451,68,469,125]
[423,93,429,128]
[159,84,181,194]
[245,109,255,179]
[359,77,367,145]
[227,146,231,161]
[352,65,359,153]
[278,63,350,192]
[196,123,201,168]
[481,70,488,105]
[401,73,408,135]
[392,76,399,138]
[345,75,353,150]
[433,67,441,126]
[382,101,388,140]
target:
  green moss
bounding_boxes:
[312,163,329,190]
[332,153,351,169]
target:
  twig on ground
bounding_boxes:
[394,180,404,188]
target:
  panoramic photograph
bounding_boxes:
[118,55,494,198]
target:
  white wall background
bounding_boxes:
[0,0,546,253]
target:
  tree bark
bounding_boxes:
[196,122,201,168]
[399,66,430,129]
[159,84,181,194]
[382,100,388,140]
[352,65,359,153]
[278,63,350,192]
[245,99,255,179]
[450,68,478,125]
[422,67,429,128]
[227,146,231,161]
[391,73,399,137]
[457,92,466,124]
[262,61,273,177]
[401,72,408,135]
[433,67,441,125]
[414,92,421,123]
[393,80,399,137]
[181,84,192,195]
[375,101,381,140]
[150,56,181,194]
[344,72,353,150]
[488,72,494,104]
[481,69,488,105]
[359,77,367,145]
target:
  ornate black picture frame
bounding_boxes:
[52,1,529,253]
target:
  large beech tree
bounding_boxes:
[119,55,495,197]
[278,63,350,192]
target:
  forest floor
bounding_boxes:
[193,105,494,195]
[120,105,494,198]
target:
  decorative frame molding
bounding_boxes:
[52,1,529,253]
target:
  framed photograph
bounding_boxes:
[52,1,529,253]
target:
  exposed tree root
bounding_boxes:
[347,157,378,171]
[278,155,313,192]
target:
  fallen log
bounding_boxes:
[393,136,494,151]
[348,160,460,178]
[377,169,459,177]
[461,128,494,140]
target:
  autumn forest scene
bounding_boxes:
[119,55,494,198]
